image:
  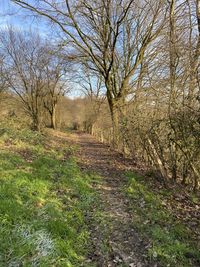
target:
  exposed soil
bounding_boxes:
[71,132,158,267]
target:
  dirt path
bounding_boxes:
[71,132,158,267]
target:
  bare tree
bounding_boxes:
[0,50,9,93]
[79,69,105,134]
[188,0,200,100]
[0,28,65,130]
[42,50,70,129]
[12,0,167,147]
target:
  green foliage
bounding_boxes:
[0,123,98,266]
[124,172,200,267]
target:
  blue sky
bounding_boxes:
[0,0,50,34]
[0,0,85,98]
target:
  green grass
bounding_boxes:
[124,172,200,267]
[0,121,99,267]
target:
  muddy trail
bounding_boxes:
[71,132,158,267]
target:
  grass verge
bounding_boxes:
[0,120,99,267]
[124,172,200,267]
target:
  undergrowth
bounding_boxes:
[0,120,99,267]
[124,172,200,267]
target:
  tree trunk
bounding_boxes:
[109,102,120,149]
[32,114,41,131]
[147,137,169,180]
[169,0,177,108]
[169,140,177,182]
[190,162,200,191]
[106,83,124,149]
[50,104,57,129]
